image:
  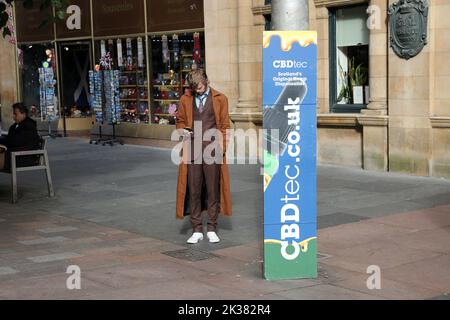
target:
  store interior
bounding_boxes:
[17,31,205,129]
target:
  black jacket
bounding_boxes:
[2,117,40,170]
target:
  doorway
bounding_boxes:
[58,42,93,121]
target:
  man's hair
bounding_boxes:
[12,102,28,115]
[187,68,209,91]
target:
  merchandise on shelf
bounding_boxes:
[150,32,205,125]
[96,37,149,124]
[38,67,58,122]
[89,70,104,123]
[104,70,121,124]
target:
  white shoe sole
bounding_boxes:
[187,236,203,244]
[207,234,220,243]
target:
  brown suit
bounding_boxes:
[176,88,232,223]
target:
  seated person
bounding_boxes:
[0,103,40,171]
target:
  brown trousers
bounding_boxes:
[0,150,5,170]
[187,163,220,232]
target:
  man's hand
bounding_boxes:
[182,128,193,139]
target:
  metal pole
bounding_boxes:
[271,0,309,30]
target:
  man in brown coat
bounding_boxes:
[176,69,232,244]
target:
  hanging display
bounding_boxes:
[100,40,106,58]
[172,34,180,67]
[138,37,144,68]
[193,32,202,64]
[108,39,115,65]
[126,38,133,70]
[38,67,58,121]
[150,32,204,125]
[89,70,104,123]
[104,70,121,124]
[117,39,123,67]
[162,34,169,65]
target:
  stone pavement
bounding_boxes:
[0,137,449,300]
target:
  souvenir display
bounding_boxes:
[138,37,144,68]
[89,70,104,123]
[193,32,202,64]
[88,69,120,125]
[104,70,121,124]
[90,33,204,126]
[150,32,205,125]
[38,66,58,121]
[95,37,149,124]
[100,40,106,59]
[117,39,123,68]
[162,34,169,65]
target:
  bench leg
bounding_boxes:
[11,156,17,204]
[44,151,55,198]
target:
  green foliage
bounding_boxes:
[348,57,368,87]
[337,57,368,104]
[336,59,351,104]
[1,0,68,40]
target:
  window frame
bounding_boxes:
[328,5,369,114]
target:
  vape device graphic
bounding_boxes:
[263,80,307,156]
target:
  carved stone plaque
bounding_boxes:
[388,0,428,60]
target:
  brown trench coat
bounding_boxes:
[175,88,232,220]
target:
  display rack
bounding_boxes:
[88,69,124,146]
[119,68,149,124]
[150,33,204,126]
[39,66,62,139]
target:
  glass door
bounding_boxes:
[57,41,93,119]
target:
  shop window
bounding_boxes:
[149,32,205,125]
[329,5,369,113]
[264,0,272,30]
[264,14,272,31]
[94,37,149,124]
[58,42,93,119]
[18,43,57,119]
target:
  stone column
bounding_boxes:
[230,0,263,125]
[204,0,239,109]
[272,0,309,30]
[364,0,388,115]
[0,34,19,131]
[359,0,389,172]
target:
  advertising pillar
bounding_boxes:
[263,31,318,280]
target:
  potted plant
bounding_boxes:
[337,60,351,104]
[348,57,368,105]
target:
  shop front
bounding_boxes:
[14,0,205,138]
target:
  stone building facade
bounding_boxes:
[1,0,449,178]
[206,0,450,179]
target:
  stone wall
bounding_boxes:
[204,0,239,111]
[430,0,450,178]
[0,37,18,132]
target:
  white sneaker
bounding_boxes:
[187,232,204,244]
[207,231,220,243]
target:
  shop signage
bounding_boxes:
[93,0,145,37]
[388,0,428,60]
[15,0,205,42]
[147,0,204,32]
[262,31,317,280]
[15,0,54,43]
[55,0,91,38]
[66,5,81,30]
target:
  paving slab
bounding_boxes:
[0,138,449,300]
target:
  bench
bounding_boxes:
[1,137,55,203]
